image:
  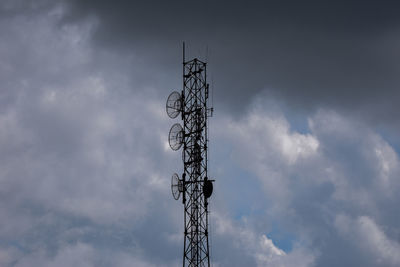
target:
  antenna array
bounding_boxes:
[166,45,214,267]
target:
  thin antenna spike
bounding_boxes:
[183,41,185,63]
[206,45,209,64]
[211,76,214,115]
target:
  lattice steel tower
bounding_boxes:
[166,44,214,267]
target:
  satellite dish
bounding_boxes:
[203,178,213,198]
[171,173,182,200]
[166,91,182,119]
[169,123,184,150]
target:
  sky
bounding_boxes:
[0,0,399,266]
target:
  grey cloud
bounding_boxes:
[1,1,400,267]
[0,5,182,265]
[60,0,400,130]
[219,103,400,266]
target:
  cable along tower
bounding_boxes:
[166,45,214,267]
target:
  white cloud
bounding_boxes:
[335,215,400,266]
[1,1,400,267]
[14,243,95,267]
[215,103,321,214]
[224,105,319,167]
[213,212,315,267]
[12,242,162,267]
[214,106,400,266]
[0,3,181,266]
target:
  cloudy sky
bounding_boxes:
[0,0,400,266]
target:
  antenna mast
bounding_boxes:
[166,44,214,266]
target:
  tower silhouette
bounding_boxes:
[167,43,214,267]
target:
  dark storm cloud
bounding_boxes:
[1,1,400,266]
[64,0,400,126]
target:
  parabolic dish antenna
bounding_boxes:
[169,123,184,151]
[203,178,213,199]
[171,173,182,200]
[166,91,182,119]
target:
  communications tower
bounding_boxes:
[166,44,214,267]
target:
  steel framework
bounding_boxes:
[166,45,214,267]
